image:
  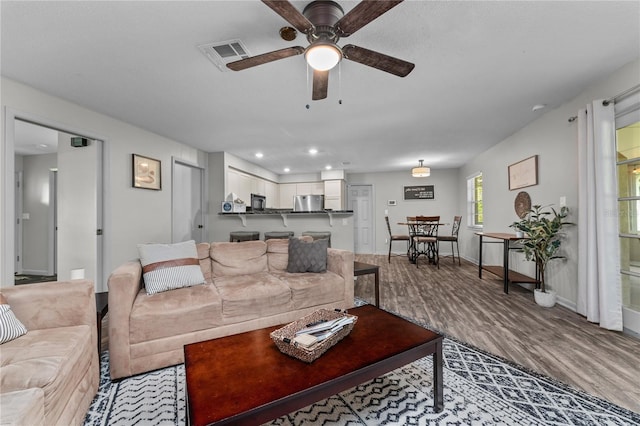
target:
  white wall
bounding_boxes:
[19,153,56,274]
[458,59,640,309]
[1,78,207,289]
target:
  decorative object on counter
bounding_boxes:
[514,191,531,219]
[270,308,357,363]
[221,192,246,212]
[508,155,538,190]
[229,231,260,242]
[132,154,161,190]
[510,204,574,307]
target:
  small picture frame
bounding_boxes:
[132,154,161,190]
[508,155,538,191]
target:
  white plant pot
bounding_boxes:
[534,289,557,307]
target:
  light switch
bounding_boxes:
[560,196,566,207]
[21,213,30,220]
[384,209,388,215]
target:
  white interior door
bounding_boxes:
[348,185,374,254]
[172,159,205,243]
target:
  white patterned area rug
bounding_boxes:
[85,330,640,425]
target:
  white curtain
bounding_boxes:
[577,100,623,330]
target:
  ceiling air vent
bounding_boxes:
[198,39,250,72]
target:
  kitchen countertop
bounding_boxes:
[219,210,353,215]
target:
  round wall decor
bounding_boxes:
[515,191,531,218]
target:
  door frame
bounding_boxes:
[171,157,206,243]
[347,184,375,254]
[2,108,109,289]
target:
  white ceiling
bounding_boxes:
[3,1,639,174]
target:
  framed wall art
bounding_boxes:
[508,155,538,191]
[132,154,161,190]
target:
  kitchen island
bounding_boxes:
[213,209,354,251]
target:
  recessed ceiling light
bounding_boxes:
[37,144,48,149]
[308,148,318,155]
[532,104,546,112]
[255,152,263,158]
[325,165,332,170]
[283,167,290,173]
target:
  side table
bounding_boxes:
[353,261,380,307]
[95,292,108,355]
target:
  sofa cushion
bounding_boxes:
[0,325,92,423]
[129,283,223,343]
[267,237,313,272]
[274,271,346,309]
[214,272,291,323]
[0,388,45,426]
[211,241,268,277]
[138,240,206,295]
[287,238,328,273]
[0,293,27,344]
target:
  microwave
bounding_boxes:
[251,193,266,211]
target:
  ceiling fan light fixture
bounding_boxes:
[305,42,342,71]
[411,160,430,177]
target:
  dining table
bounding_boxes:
[397,219,446,265]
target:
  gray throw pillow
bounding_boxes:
[287,238,328,273]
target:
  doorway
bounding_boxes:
[172,159,205,243]
[348,184,374,254]
[9,115,104,289]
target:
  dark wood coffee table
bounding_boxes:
[184,305,443,426]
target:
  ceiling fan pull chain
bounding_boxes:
[338,62,343,105]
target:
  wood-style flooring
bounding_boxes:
[353,254,640,414]
[99,254,640,414]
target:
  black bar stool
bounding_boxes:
[229,231,260,242]
[264,231,294,240]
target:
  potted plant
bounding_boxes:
[510,204,573,307]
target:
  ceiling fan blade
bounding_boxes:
[227,47,305,71]
[335,0,404,37]
[312,70,329,100]
[262,0,315,34]
[343,44,415,77]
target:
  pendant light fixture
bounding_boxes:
[411,159,430,177]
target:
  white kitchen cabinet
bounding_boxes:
[279,183,297,209]
[324,179,345,210]
[265,181,279,208]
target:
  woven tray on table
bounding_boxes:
[270,309,358,363]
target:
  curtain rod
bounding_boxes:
[568,84,640,122]
[602,83,640,106]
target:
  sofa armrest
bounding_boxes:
[107,261,142,379]
[327,248,354,307]
[2,280,96,332]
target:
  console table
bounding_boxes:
[476,232,539,294]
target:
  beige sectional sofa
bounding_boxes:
[0,280,99,426]
[108,238,354,380]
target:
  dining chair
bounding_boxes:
[437,215,462,265]
[385,216,410,263]
[412,216,440,268]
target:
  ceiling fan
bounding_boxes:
[227,0,415,101]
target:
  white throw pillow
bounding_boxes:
[0,294,27,344]
[138,240,205,295]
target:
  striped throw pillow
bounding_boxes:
[0,293,27,344]
[138,240,205,295]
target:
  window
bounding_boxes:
[467,172,483,227]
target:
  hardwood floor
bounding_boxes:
[99,254,640,414]
[354,254,640,414]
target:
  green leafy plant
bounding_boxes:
[510,204,574,293]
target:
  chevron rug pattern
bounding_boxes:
[84,317,640,425]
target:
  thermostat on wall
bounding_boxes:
[387,200,397,206]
